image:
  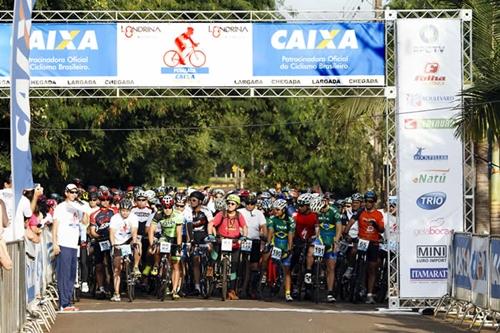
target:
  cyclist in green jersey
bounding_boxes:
[267,199,295,302]
[148,195,183,300]
[313,195,342,303]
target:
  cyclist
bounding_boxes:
[174,26,199,66]
[208,194,248,300]
[314,195,342,303]
[148,195,183,300]
[292,193,319,293]
[131,190,153,276]
[342,193,363,279]
[343,191,384,304]
[89,192,117,297]
[109,199,141,302]
[237,193,267,298]
[184,190,213,296]
[267,198,295,302]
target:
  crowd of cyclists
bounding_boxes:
[37,180,398,305]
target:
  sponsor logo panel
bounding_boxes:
[416,245,447,263]
[411,169,449,184]
[413,147,448,161]
[416,191,447,210]
[410,268,448,280]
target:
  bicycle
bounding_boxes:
[155,241,172,301]
[114,243,137,302]
[333,240,351,301]
[213,237,239,301]
[260,245,286,300]
[312,242,326,304]
[349,238,370,303]
[236,239,253,297]
[162,46,206,68]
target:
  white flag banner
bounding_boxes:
[397,19,464,298]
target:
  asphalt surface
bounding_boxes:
[51,296,469,333]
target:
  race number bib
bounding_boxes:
[160,242,171,254]
[313,244,325,257]
[358,239,370,252]
[221,238,233,252]
[271,247,282,260]
[241,240,253,253]
[99,240,111,251]
[120,244,132,257]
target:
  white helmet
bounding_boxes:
[297,193,313,206]
[272,199,288,211]
[310,195,324,213]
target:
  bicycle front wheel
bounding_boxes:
[125,260,135,302]
[189,50,206,67]
[221,257,229,301]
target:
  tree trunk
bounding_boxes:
[491,139,500,234]
[475,139,491,234]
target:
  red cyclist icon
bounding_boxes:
[163,26,206,68]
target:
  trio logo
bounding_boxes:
[30,30,98,50]
[271,29,358,50]
[416,192,447,210]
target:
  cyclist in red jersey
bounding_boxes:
[291,193,319,289]
[174,27,198,66]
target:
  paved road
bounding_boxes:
[51,297,467,333]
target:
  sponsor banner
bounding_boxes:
[252,22,385,86]
[10,0,35,242]
[490,238,500,311]
[471,235,488,308]
[397,19,464,298]
[0,23,117,87]
[452,233,472,301]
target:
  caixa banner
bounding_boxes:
[0,22,384,88]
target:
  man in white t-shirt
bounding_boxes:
[238,194,267,298]
[52,183,90,311]
[109,199,140,302]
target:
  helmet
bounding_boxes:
[161,195,175,209]
[261,198,273,212]
[155,186,166,198]
[244,193,258,205]
[135,190,148,199]
[351,193,363,202]
[239,189,250,199]
[310,195,324,213]
[335,199,344,208]
[175,193,187,205]
[297,193,313,206]
[212,189,225,197]
[226,194,241,205]
[260,191,271,200]
[113,190,123,203]
[214,198,226,211]
[364,190,378,202]
[272,199,287,211]
[87,185,98,193]
[150,197,161,208]
[268,188,277,197]
[145,190,156,201]
[50,193,63,203]
[189,191,205,202]
[119,199,134,210]
[46,199,57,208]
[89,192,99,201]
[344,197,353,205]
[133,186,144,198]
[389,196,398,207]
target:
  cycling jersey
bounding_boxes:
[90,207,116,240]
[131,206,153,236]
[268,215,295,253]
[212,211,246,239]
[109,213,139,245]
[183,206,213,243]
[318,206,341,247]
[151,210,183,239]
[358,209,384,243]
[293,211,318,241]
[347,207,362,238]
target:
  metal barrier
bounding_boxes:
[0,240,26,333]
[0,229,59,333]
[435,232,500,332]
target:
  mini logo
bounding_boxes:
[416,192,447,210]
[413,147,448,161]
[419,25,439,43]
[410,268,447,280]
[404,119,453,129]
[412,169,449,183]
[416,245,447,263]
[415,63,446,84]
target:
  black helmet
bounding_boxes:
[364,190,377,202]
[189,191,205,202]
[119,198,134,210]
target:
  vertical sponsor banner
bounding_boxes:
[489,238,500,311]
[10,0,35,240]
[397,19,464,298]
[453,233,472,301]
[471,235,489,307]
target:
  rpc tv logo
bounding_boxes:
[412,24,445,54]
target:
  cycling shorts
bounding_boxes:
[282,253,292,267]
[366,243,379,263]
[324,251,337,261]
[92,240,111,265]
[249,239,261,263]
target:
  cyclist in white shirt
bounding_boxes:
[109,199,140,302]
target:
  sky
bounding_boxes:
[276,0,390,20]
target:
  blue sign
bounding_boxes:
[410,268,447,280]
[490,239,500,299]
[416,191,447,210]
[453,233,472,290]
[0,23,117,77]
[10,0,35,223]
[252,22,385,79]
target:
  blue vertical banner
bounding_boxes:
[453,232,472,301]
[489,238,500,311]
[10,0,35,232]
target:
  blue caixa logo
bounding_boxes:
[416,192,446,210]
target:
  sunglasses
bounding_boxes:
[227,202,237,206]
[177,205,185,208]
[247,202,256,206]
[68,190,78,194]
[90,198,98,201]
[345,205,352,208]
[136,198,147,202]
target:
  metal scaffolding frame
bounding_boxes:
[0,9,474,309]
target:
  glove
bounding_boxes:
[205,235,216,242]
